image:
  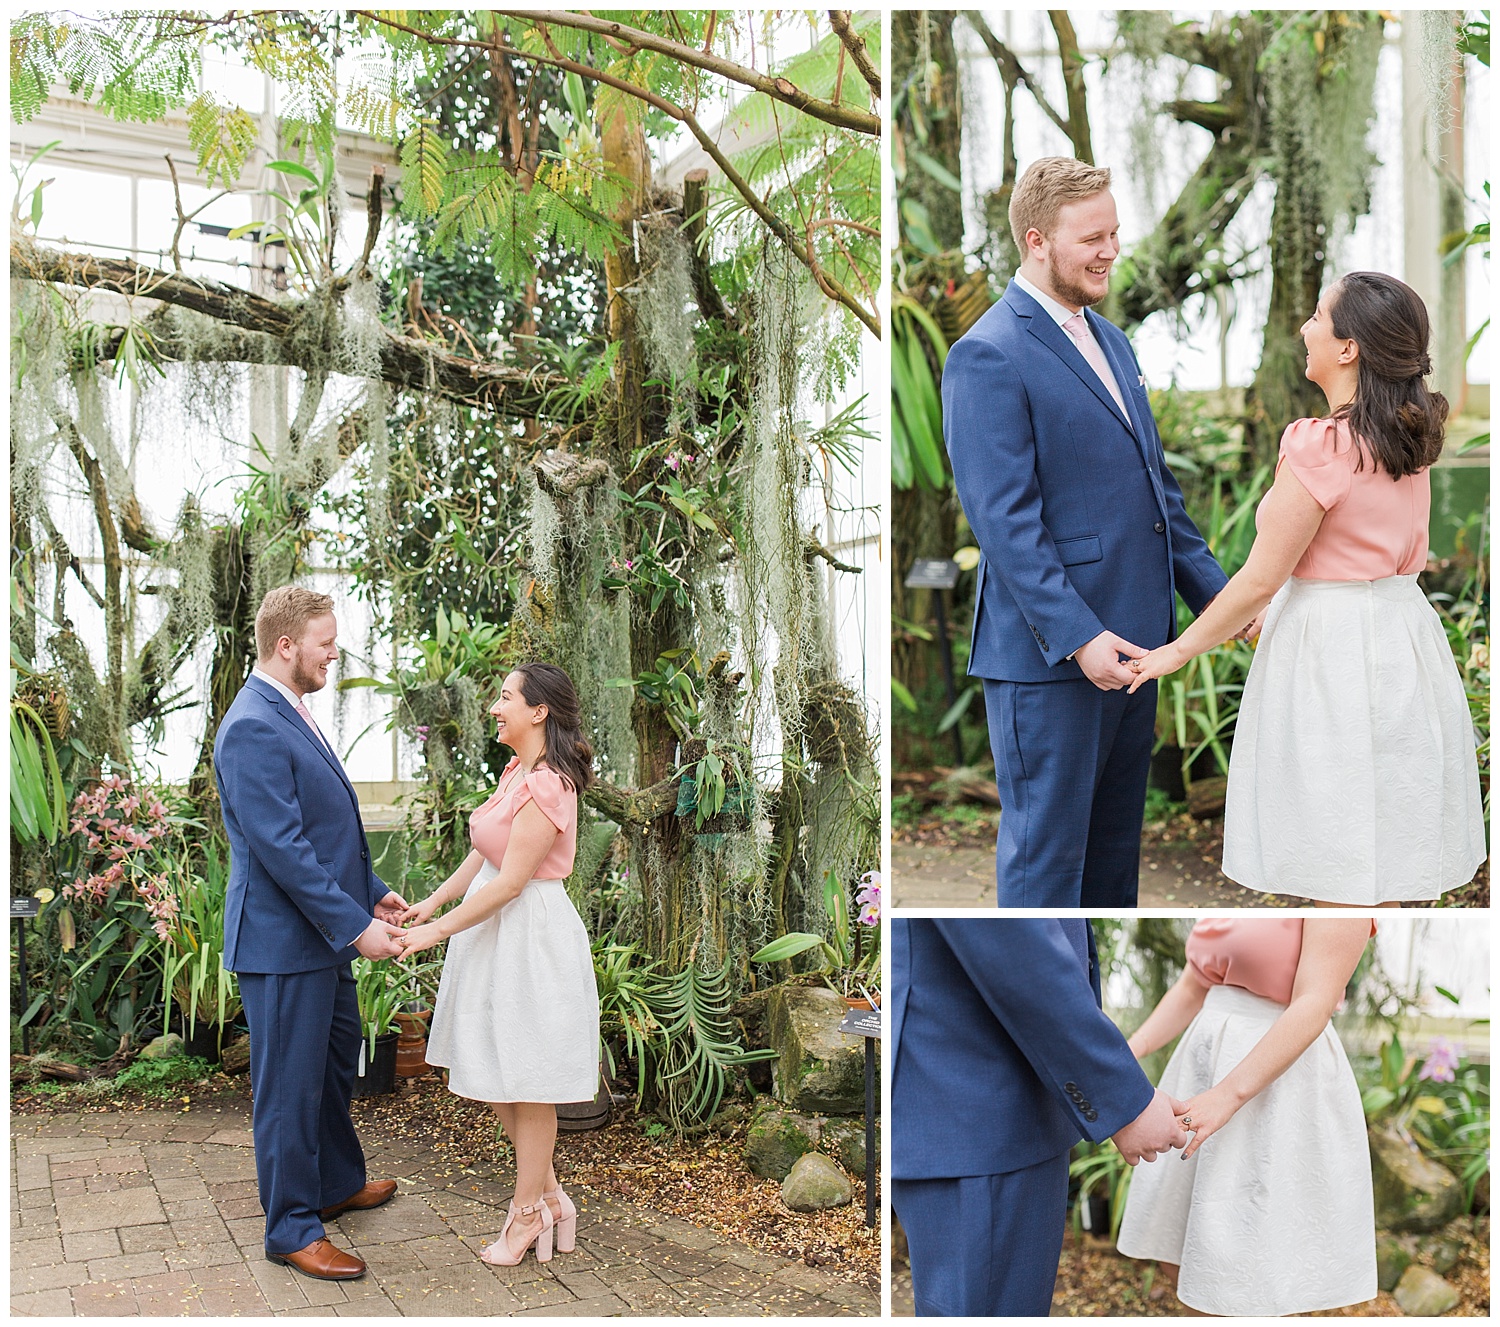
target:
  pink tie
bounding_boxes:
[294,699,330,751]
[1063,312,1128,418]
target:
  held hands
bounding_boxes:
[1175,1083,1240,1161]
[373,890,409,926]
[1125,643,1186,695]
[398,922,444,957]
[1111,1087,1191,1165]
[353,917,406,960]
[1075,630,1149,691]
[399,893,443,928]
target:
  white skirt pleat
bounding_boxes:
[1116,985,1377,1316]
[1222,574,1485,903]
[425,866,600,1103]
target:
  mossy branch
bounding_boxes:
[12,242,568,418]
[583,774,682,826]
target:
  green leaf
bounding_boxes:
[749,932,828,963]
[910,148,963,194]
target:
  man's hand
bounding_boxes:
[353,917,406,960]
[1074,630,1149,691]
[1235,610,1267,643]
[1111,1088,1190,1165]
[373,890,409,926]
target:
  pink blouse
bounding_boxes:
[1186,919,1375,1005]
[1266,417,1430,580]
[468,757,578,880]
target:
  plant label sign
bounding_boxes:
[839,1007,882,1039]
[904,558,961,590]
[10,898,40,919]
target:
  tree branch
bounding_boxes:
[1048,10,1093,162]
[350,10,880,334]
[583,773,683,825]
[487,10,880,136]
[13,243,569,417]
[964,12,1071,142]
[1165,98,1237,136]
[829,10,881,99]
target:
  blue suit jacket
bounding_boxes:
[943,282,1227,681]
[215,675,383,974]
[890,919,1154,1180]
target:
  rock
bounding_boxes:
[221,1035,251,1075]
[1369,1123,1465,1232]
[1416,1228,1467,1276]
[745,1101,820,1180]
[767,985,865,1114]
[824,1116,878,1176]
[139,1034,185,1061]
[1392,1265,1458,1316]
[781,1152,852,1212]
[1376,1233,1413,1292]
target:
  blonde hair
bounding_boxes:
[1009,157,1113,252]
[255,586,334,660]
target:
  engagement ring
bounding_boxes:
[1181,1115,1193,1126]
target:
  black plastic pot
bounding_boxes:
[179,1018,225,1065]
[351,1031,399,1098]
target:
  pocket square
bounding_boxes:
[1138,375,1147,387]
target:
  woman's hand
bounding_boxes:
[398,922,445,957]
[400,893,443,927]
[1126,642,1187,695]
[1176,1083,1242,1160]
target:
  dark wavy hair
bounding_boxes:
[512,662,594,793]
[1327,271,1448,478]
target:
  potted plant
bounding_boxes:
[351,958,402,1096]
[391,951,443,1077]
[158,839,241,1063]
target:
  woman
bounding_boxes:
[399,663,600,1266]
[1115,918,1377,1316]
[1128,272,1484,905]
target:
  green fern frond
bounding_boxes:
[186,94,258,188]
[399,118,448,218]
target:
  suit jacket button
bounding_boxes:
[361,850,368,860]
[1064,1083,1078,1093]
[1154,521,1166,534]
[1085,1109,1099,1122]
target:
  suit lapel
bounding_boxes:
[246,676,361,811]
[1019,301,1134,434]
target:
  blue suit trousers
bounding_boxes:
[240,965,367,1254]
[894,1153,1071,1316]
[985,676,1157,908]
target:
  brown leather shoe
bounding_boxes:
[320,1179,398,1221]
[267,1238,366,1281]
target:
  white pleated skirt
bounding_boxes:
[1116,985,1377,1316]
[1222,574,1485,903]
[425,865,600,1103]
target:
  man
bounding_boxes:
[943,157,1230,907]
[216,586,409,1281]
[890,918,1188,1317]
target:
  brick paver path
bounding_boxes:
[11,1103,876,1317]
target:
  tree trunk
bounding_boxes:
[893,12,965,253]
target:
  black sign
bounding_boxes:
[10,898,40,919]
[838,1007,882,1039]
[904,558,961,590]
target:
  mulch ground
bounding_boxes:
[1051,1221,1490,1317]
[894,1219,1490,1316]
[12,1069,880,1292]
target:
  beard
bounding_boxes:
[291,653,330,693]
[1045,256,1108,309]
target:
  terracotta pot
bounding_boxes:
[844,997,874,1011]
[393,1009,431,1077]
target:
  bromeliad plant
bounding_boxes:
[593,938,775,1132]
